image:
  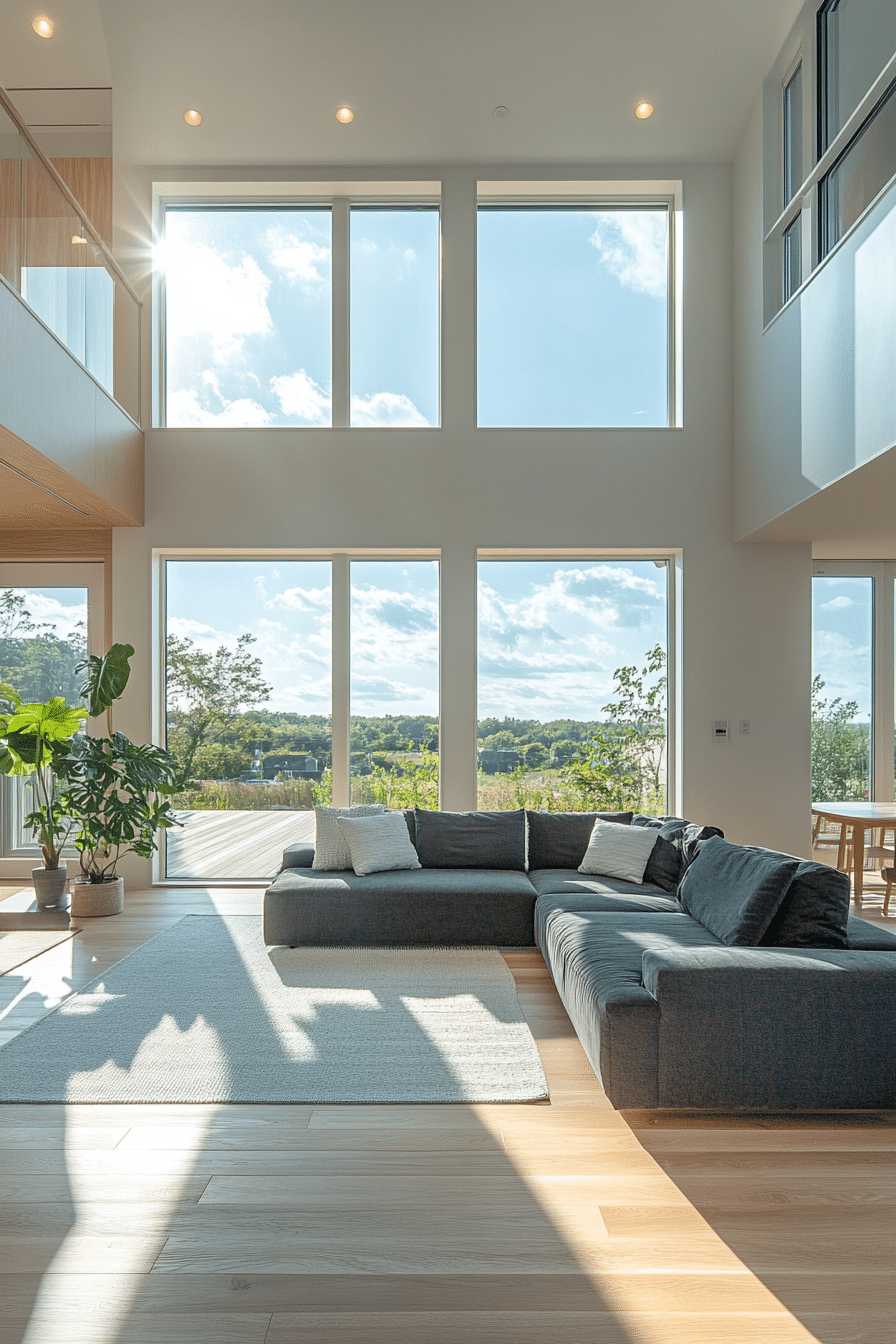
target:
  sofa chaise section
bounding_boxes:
[264,866,539,947]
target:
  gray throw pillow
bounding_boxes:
[759,859,850,948]
[414,808,527,870]
[526,810,633,871]
[678,836,800,946]
[642,834,683,892]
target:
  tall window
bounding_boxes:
[349,209,439,427]
[477,204,671,427]
[476,559,669,811]
[160,199,440,428]
[164,559,332,880]
[818,0,896,153]
[812,563,896,803]
[349,561,439,806]
[161,555,440,879]
[0,564,103,863]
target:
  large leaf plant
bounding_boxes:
[61,644,182,883]
[0,682,86,870]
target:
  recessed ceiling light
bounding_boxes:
[32,15,54,37]
[183,109,203,127]
[335,106,355,124]
[634,101,655,120]
[493,105,510,121]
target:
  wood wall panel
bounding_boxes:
[50,159,113,247]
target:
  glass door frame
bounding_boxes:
[812,560,896,801]
[0,561,106,877]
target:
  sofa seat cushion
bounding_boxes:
[535,908,719,1108]
[529,869,679,912]
[264,866,538,947]
[847,914,896,950]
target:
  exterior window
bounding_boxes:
[161,202,440,428]
[476,559,669,811]
[811,575,872,801]
[820,77,896,259]
[350,208,440,427]
[783,62,803,204]
[163,207,332,427]
[476,205,670,427]
[164,559,333,880]
[818,0,896,154]
[349,561,439,805]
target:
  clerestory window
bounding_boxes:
[158,193,440,428]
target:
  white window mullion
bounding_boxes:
[331,198,350,428]
[873,563,896,802]
[330,553,351,803]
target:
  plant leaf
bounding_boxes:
[79,644,135,717]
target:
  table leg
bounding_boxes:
[836,823,849,872]
[852,823,865,907]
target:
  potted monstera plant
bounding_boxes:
[61,644,181,917]
[0,683,86,909]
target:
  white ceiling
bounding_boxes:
[1,0,805,166]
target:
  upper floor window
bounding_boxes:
[476,199,672,427]
[158,192,440,428]
[817,0,896,153]
[783,62,804,203]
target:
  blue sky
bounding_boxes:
[162,203,667,429]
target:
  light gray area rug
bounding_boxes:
[0,917,548,1104]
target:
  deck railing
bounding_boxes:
[0,85,141,425]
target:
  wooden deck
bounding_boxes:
[166,810,316,881]
[0,880,893,1342]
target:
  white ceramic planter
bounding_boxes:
[70,876,124,918]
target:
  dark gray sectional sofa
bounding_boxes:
[263,806,896,1111]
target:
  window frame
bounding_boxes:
[474,181,681,430]
[152,181,442,431]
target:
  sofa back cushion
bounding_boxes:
[526,810,633,871]
[678,836,800,946]
[414,807,527,870]
[759,859,850,948]
[633,816,726,891]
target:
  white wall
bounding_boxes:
[110,159,812,885]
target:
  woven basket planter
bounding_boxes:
[70,876,124,918]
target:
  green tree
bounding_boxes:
[0,590,86,704]
[811,675,869,802]
[166,633,272,780]
[564,644,666,811]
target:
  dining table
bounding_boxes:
[810,801,896,907]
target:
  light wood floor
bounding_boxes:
[0,880,893,1344]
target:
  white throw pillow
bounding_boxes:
[578,819,659,883]
[337,811,422,877]
[313,804,387,870]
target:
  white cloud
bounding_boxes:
[350,391,430,427]
[265,585,331,614]
[271,370,331,425]
[163,239,272,362]
[267,229,330,285]
[9,591,86,643]
[167,387,272,428]
[821,595,853,610]
[588,211,667,298]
